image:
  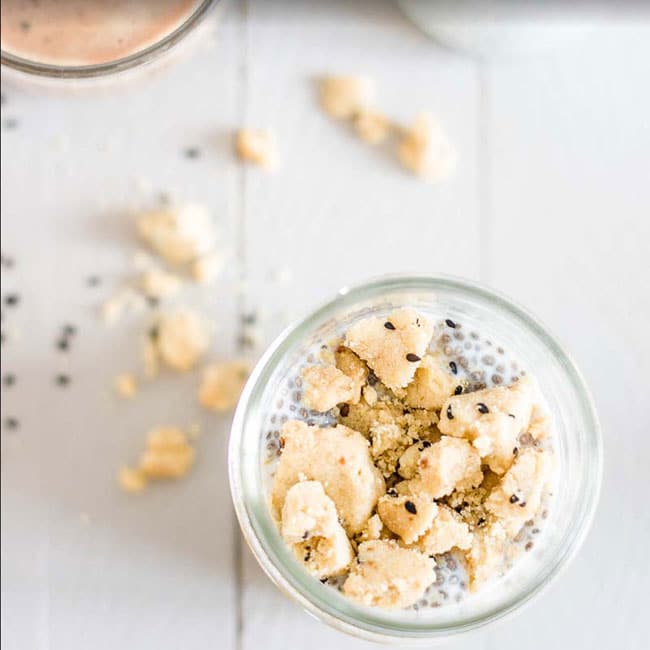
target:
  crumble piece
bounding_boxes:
[464,522,508,591]
[301,365,357,412]
[528,404,552,441]
[354,109,392,144]
[155,308,210,372]
[320,76,375,119]
[357,514,385,542]
[139,268,181,299]
[405,354,457,410]
[271,420,385,535]
[101,287,146,324]
[414,504,473,555]
[235,128,278,170]
[334,346,368,403]
[139,427,195,479]
[362,385,378,406]
[190,251,224,284]
[342,540,435,609]
[114,373,138,399]
[344,308,434,390]
[281,481,353,579]
[406,436,483,499]
[137,204,217,266]
[397,113,458,183]
[118,466,147,494]
[439,377,534,474]
[377,493,438,544]
[396,441,422,479]
[198,360,250,412]
[485,448,551,536]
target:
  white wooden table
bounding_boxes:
[2,2,649,649]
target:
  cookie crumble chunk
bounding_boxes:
[301,365,357,412]
[344,308,434,390]
[199,360,250,412]
[343,540,435,609]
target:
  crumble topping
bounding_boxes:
[198,360,250,412]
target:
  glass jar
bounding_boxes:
[0,0,220,89]
[229,274,602,644]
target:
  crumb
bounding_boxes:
[114,373,138,399]
[344,308,434,390]
[139,268,182,299]
[342,540,435,609]
[198,360,250,412]
[301,365,357,412]
[101,287,146,324]
[320,76,375,119]
[414,504,473,555]
[271,421,385,535]
[137,204,217,266]
[281,481,353,579]
[118,466,147,494]
[154,308,210,372]
[235,129,278,170]
[190,251,224,284]
[354,109,392,144]
[397,113,458,183]
[139,427,195,480]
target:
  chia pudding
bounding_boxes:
[261,306,556,612]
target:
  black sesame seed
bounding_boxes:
[404,500,417,514]
[303,551,311,562]
[338,403,350,417]
[4,417,19,430]
[446,405,454,420]
[3,374,16,387]
[508,413,516,419]
[477,517,486,526]
[477,403,489,414]
[509,494,519,504]
[449,361,458,375]
[454,385,463,395]
[320,578,328,584]
[57,339,69,351]
[519,501,527,508]
[406,353,421,362]
[421,440,432,448]
[445,319,456,328]
[55,374,71,387]
[4,294,20,307]
[302,531,310,540]
[513,447,519,456]
[383,321,396,330]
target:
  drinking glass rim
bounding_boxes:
[229,273,603,643]
[0,0,219,79]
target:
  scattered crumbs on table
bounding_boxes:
[113,373,138,399]
[184,147,201,159]
[3,117,19,131]
[55,374,71,387]
[2,374,16,388]
[4,417,19,431]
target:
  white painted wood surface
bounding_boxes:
[2,2,649,649]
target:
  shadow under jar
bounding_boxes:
[229,274,602,644]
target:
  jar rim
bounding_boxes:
[229,273,602,643]
[0,0,218,79]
